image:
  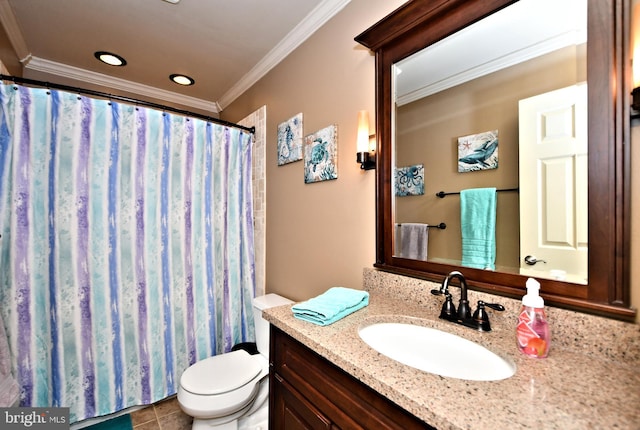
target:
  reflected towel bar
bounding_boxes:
[435,188,518,198]
[396,222,446,230]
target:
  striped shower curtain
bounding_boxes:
[0,84,256,422]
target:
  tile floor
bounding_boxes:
[130,396,192,430]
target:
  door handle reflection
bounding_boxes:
[524,255,547,265]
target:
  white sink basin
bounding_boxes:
[358,322,515,381]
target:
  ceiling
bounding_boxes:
[0,0,351,115]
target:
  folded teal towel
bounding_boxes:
[460,187,497,270]
[292,287,369,326]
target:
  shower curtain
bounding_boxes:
[0,84,256,422]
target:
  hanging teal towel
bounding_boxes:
[292,287,369,326]
[460,187,497,270]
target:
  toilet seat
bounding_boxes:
[180,350,262,395]
[178,293,293,429]
[177,350,268,420]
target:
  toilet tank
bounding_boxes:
[252,293,293,356]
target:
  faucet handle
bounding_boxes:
[472,300,504,332]
[439,292,458,321]
[484,302,505,312]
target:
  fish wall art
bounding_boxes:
[457,130,498,173]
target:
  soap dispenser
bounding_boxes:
[516,278,550,358]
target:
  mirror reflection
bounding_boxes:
[392,0,588,284]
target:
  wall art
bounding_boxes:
[277,112,303,165]
[395,164,424,196]
[457,129,498,172]
[304,124,338,183]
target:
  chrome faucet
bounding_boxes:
[431,270,504,331]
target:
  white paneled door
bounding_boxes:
[518,83,588,284]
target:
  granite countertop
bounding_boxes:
[264,281,640,430]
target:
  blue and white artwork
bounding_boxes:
[277,112,303,165]
[304,124,338,183]
[395,164,425,196]
[457,129,498,172]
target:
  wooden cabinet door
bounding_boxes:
[271,372,333,430]
[270,326,434,430]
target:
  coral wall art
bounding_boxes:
[277,112,303,165]
[457,129,498,172]
[395,164,424,196]
[304,124,338,183]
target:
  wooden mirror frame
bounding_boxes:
[355,0,635,321]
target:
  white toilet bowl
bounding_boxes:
[177,294,292,430]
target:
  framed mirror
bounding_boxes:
[355,0,635,320]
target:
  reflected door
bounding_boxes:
[518,83,588,284]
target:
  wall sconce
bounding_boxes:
[632,1,640,115]
[356,110,376,170]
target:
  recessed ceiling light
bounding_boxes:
[170,74,195,86]
[94,51,127,66]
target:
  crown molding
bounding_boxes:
[217,0,351,110]
[0,0,30,62]
[4,0,351,113]
[24,57,220,113]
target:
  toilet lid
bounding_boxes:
[180,349,263,395]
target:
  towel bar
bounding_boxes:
[436,188,518,198]
[395,222,446,230]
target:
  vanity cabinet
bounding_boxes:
[269,326,433,430]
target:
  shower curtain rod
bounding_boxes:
[0,74,255,134]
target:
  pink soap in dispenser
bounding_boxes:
[516,278,550,358]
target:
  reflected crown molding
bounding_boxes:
[395,0,587,106]
[396,31,586,106]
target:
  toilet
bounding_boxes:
[177,293,293,430]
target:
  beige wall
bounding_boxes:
[0,24,21,75]
[222,0,406,301]
[222,0,640,321]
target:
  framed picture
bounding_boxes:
[395,164,424,196]
[277,113,303,165]
[304,124,338,183]
[457,129,498,172]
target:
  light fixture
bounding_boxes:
[170,74,195,86]
[356,110,375,170]
[94,51,127,67]
[632,1,640,114]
